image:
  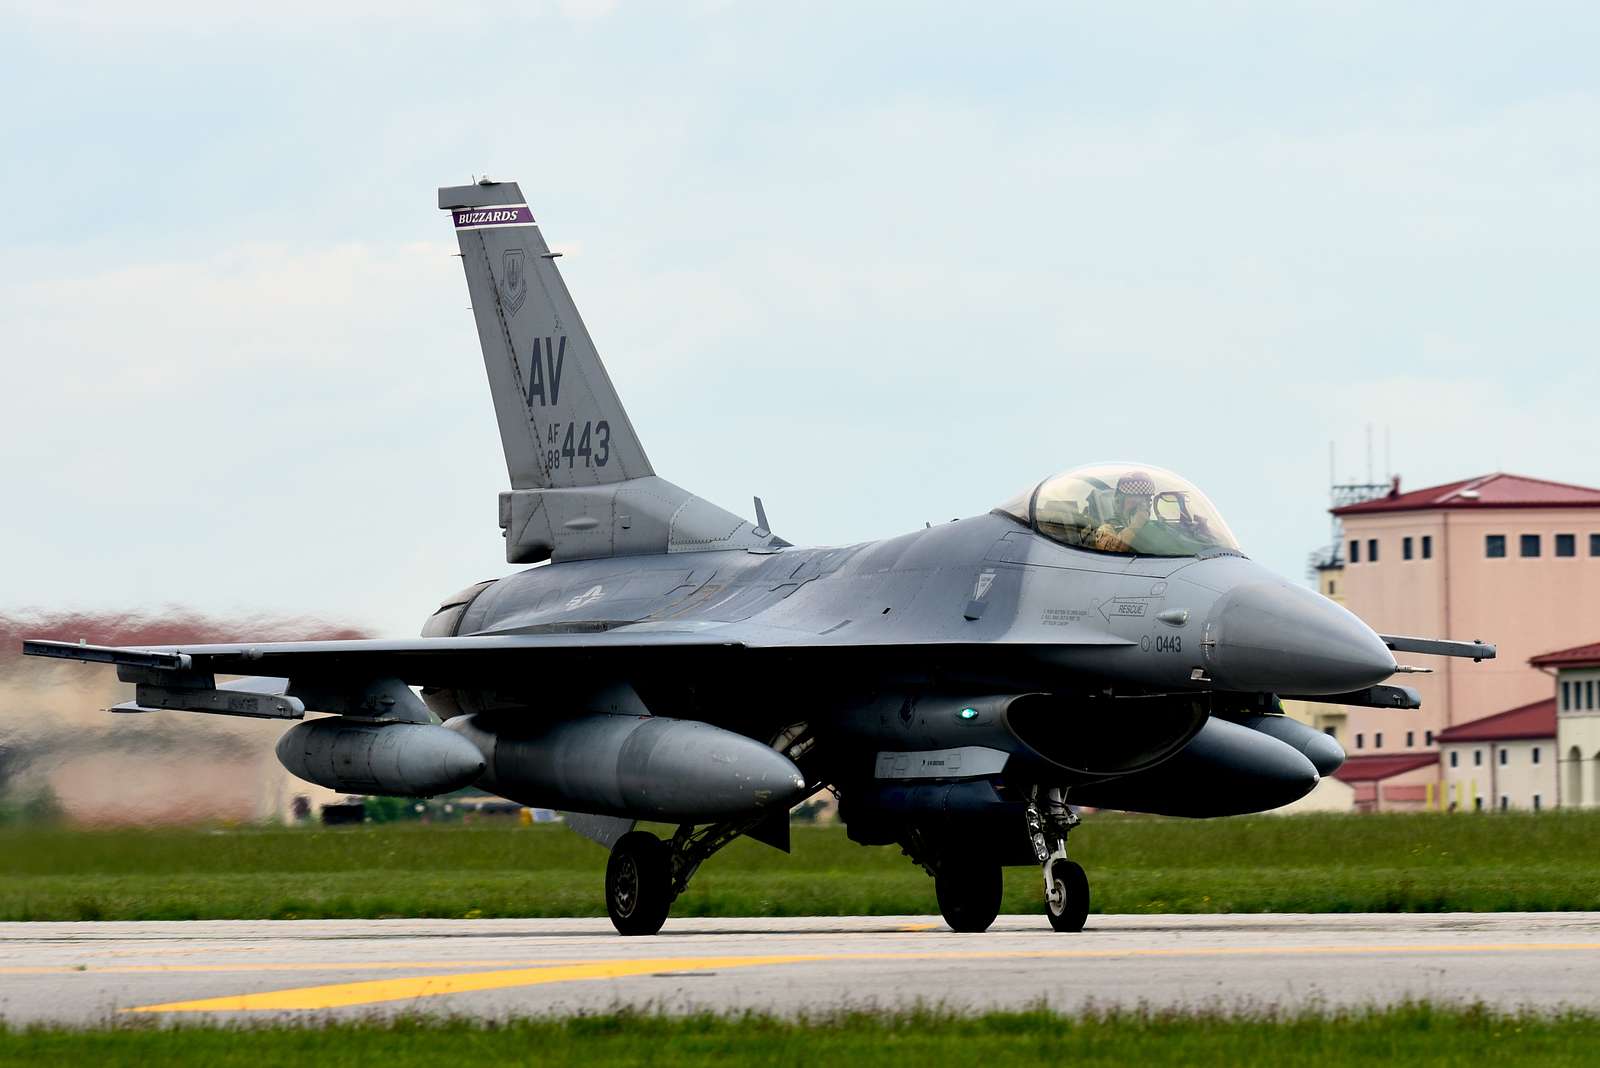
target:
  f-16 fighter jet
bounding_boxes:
[25,180,1496,935]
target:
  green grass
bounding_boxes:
[4,811,1600,921]
[3,1006,1598,1066]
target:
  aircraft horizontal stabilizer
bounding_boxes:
[23,639,191,671]
[29,641,301,719]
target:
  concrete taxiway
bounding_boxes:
[3,913,1598,1024]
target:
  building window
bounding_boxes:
[1474,796,1484,811]
[1449,751,1459,768]
[1349,539,1360,564]
[1500,796,1509,811]
[1421,535,1433,559]
[1588,680,1596,709]
[1403,537,1414,560]
[1591,533,1600,557]
[1323,726,1336,737]
[1521,534,1541,557]
[1556,533,1576,557]
[1425,730,1434,745]
[1328,580,1337,596]
[1367,538,1379,563]
[1533,747,1541,764]
[1563,681,1571,710]
[1355,733,1364,750]
[1375,732,1383,749]
[1474,749,1482,766]
[1406,730,1415,747]
[1534,794,1542,811]
[1498,748,1508,766]
[1486,535,1506,558]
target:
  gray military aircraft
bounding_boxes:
[25,179,1496,936]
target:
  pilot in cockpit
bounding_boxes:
[1091,470,1156,552]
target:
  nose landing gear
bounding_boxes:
[1044,856,1089,932]
[1028,789,1089,932]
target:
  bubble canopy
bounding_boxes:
[997,463,1242,558]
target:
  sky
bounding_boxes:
[2,1,1597,636]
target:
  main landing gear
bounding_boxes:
[934,857,1003,933]
[605,831,673,936]
[1028,788,1089,932]
[604,816,783,936]
[893,826,1004,934]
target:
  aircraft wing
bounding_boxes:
[23,627,1132,720]
[22,633,739,703]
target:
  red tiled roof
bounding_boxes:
[1529,642,1600,669]
[0,612,369,661]
[1332,753,1438,783]
[1332,473,1600,516]
[1436,698,1557,743]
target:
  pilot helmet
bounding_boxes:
[1115,471,1156,499]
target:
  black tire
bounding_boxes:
[935,858,1003,933]
[1045,858,1089,933]
[606,831,673,936]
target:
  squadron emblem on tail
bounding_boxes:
[501,248,527,316]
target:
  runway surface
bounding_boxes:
[4,913,1599,1024]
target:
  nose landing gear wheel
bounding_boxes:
[935,859,1003,933]
[1045,858,1089,932]
[606,831,673,936]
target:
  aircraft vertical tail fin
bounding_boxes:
[440,180,772,564]
[439,180,652,491]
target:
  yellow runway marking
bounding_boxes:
[124,941,1600,1013]
[126,956,814,1012]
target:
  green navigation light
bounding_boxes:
[959,707,978,720]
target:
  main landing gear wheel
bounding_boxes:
[1045,858,1089,933]
[606,831,673,936]
[935,860,1003,933]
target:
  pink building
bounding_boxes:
[1331,473,1600,759]
[1532,641,1600,807]
[1332,753,1438,813]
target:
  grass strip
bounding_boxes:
[5,812,1600,921]
[2,1005,1597,1067]
[4,865,1599,921]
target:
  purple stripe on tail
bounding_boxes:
[453,205,535,229]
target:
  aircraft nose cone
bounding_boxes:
[1204,581,1396,695]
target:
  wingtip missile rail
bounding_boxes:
[1379,635,1496,662]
